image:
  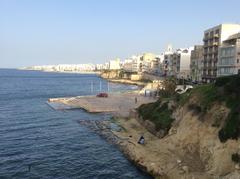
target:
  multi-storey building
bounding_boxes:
[122,55,143,73]
[177,47,193,79]
[163,47,193,78]
[162,45,174,76]
[190,45,204,82]
[140,53,156,72]
[218,33,240,77]
[108,58,121,70]
[202,24,240,82]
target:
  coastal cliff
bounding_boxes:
[112,75,240,178]
[48,73,240,178]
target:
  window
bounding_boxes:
[221,49,226,56]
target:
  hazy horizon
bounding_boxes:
[1,0,240,68]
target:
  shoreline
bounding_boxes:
[49,78,159,177]
[47,76,160,178]
[77,119,156,178]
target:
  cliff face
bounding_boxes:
[128,75,240,178]
[166,102,238,178]
[116,99,239,178]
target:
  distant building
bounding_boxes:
[27,64,96,72]
[122,59,134,72]
[163,45,174,76]
[218,33,240,77]
[190,45,204,82]
[176,47,194,79]
[163,47,193,78]
[141,53,156,72]
[108,58,121,70]
[202,24,240,82]
[122,55,142,73]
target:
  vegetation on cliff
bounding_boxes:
[137,100,174,132]
[178,75,240,142]
[137,78,176,134]
[137,75,240,142]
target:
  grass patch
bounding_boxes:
[137,100,174,131]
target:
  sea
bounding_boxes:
[0,69,152,179]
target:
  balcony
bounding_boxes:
[213,42,218,46]
[203,36,209,41]
[214,34,219,38]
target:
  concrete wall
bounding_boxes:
[130,74,142,81]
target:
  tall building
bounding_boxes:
[202,24,240,82]
[163,44,174,76]
[190,45,204,82]
[177,47,194,79]
[218,33,240,77]
[163,47,193,78]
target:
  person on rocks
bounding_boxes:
[138,135,145,144]
[135,97,138,104]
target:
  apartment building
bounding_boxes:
[108,58,121,70]
[202,24,240,82]
[140,53,156,72]
[162,45,174,76]
[190,45,204,82]
[163,47,193,78]
[218,33,240,77]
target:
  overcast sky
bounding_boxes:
[1,0,240,68]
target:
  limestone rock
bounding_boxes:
[182,166,189,173]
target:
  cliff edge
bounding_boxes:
[113,75,240,178]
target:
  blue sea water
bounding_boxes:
[0,69,152,179]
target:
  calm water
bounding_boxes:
[0,69,152,179]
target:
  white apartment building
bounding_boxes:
[163,45,174,76]
[141,53,160,73]
[122,55,142,72]
[177,47,194,79]
[218,33,240,76]
[203,24,240,82]
[163,46,193,78]
[108,58,121,70]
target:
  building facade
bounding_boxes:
[108,58,121,70]
[202,24,240,82]
[190,45,204,82]
[163,47,193,78]
[218,33,240,77]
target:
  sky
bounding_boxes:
[1,0,240,68]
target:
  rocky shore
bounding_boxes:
[79,105,240,179]
[49,75,240,178]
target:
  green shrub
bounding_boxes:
[188,104,202,115]
[219,109,240,142]
[138,101,174,132]
[232,153,240,163]
[215,75,240,142]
